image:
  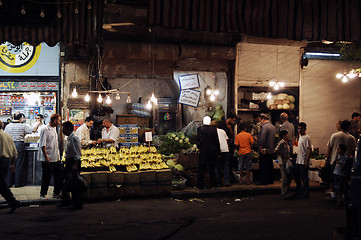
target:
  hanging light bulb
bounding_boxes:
[273,84,280,90]
[206,88,212,95]
[210,94,216,102]
[213,89,219,96]
[106,95,111,104]
[269,81,276,87]
[146,100,152,109]
[57,11,62,18]
[126,94,131,103]
[278,82,285,87]
[84,94,90,102]
[40,9,45,18]
[71,88,78,98]
[115,92,120,100]
[336,73,344,79]
[74,8,79,14]
[150,93,157,103]
[267,92,272,99]
[346,71,357,78]
[97,94,103,103]
[21,5,26,15]
[342,76,348,83]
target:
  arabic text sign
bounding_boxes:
[178,73,199,90]
[0,81,59,91]
[178,89,201,107]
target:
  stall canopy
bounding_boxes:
[148,0,361,42]
[0,0,104,47]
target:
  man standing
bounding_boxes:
[235,123,254,185]
[218,112,238,170]
[97,116,120,148]
[249,113,261,149]
[295,122,312,198]
[76,116,97,148]
[350,112,361,141]
[5,113,40,187]
[196,116,220,189]
[34,114,46,134]
[0,120,20,214]
[215,121,230,187]
[279,112,295,153]
[38,113,62,200]
[326,120,356,199]
[258,114,276,185]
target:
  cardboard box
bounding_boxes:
[140,171,157,196]
[81,172,92,200]
[117,124,138,134]
[119,134,138,143]
[124,172,141,197]
[156,169,172,195]
[90,171,108,199]
[107,172,125,198]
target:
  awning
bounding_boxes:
[0,0,104,47]
[148,0,361,42]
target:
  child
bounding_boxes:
[333,144,348,205]
[235,123,254,184]
[59,121,83,210]
[275,130,291,199]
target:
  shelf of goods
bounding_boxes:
[76,145,172,199]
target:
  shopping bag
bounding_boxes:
[318,164,331,183]
[286,159,293,174]
[63,171,88,192]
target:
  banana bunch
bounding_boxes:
[126,165,138,172]
[109,165,117,172]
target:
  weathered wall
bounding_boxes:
[301,59,361,153]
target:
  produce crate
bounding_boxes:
[90,171,108,199]
[81,172,92,200]
[177,153,199,170]
[107,172,125,199]
[124,172,141,197]
[140,171,157,196]
[156,169,172,195]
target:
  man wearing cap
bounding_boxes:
[258,113,276,185]
[196,116,220,189]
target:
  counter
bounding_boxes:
[25,143,43,185]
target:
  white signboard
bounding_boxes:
[178,89,201,107]
[145,132,153,142]
[178,73,199,90]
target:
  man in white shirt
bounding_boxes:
[76,117,97,148]
[97,116,119,148]
[215,121,231,187]
[38,113,62,200]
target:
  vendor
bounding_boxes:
[76,116,97,148]
[97,116,119,148]
[34,114,46,134]
[4,113,41,187]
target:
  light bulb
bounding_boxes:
[74,8,79,14]
[267,93,272,99]
[146,100,152,109]
[106,95,111,104]
[336,73,344,79]
[213,89,219,96]
[346,72,357,78]
[126,94,131,103]
[269,81,276,87]
[273,84,280,90]
[210,94,216,101]
[150,93,157,103]
[21,7,26,15]
[342,76,348,83]
[206,88,212,95]
[57,12,62,18]
[278,82,285,87]
[115,92,120,100]
[71,88,78,98]
[97,94,103,103]
[40,9,45,18]
[84,94,90,102]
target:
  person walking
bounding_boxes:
[58,121,83,210]
[5,113,40,187]
[215,121,231,187]
[196,116,220,189]
[76,116,97,148]
[235,123,254,185]
[38,113,62,200]
[0,120,20,214]
[295,122,312,198]
[257,114,276,185]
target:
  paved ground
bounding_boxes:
[0,191,346,240]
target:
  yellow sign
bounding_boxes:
[0,42,41,73]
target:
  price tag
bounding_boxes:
[145,132,153,142]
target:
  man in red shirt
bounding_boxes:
[235,123,254,184]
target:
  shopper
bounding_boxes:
[257,114,276,185]
[295,122,311,198]
[97,116,120,148]
[325,120,356,200]
[279,112,295,153]
[215,121,231,187]
[218,112,238,170]
[235,123,254,185]
[38,113,62,200]
[350,112,361,141]
[275,130,291,199]
[249,113,261,151]
[76,116,97,148]
[196,116,220,189]
[5,113,40,187]
[0,120,20,214]
[333,144,349,206]
[59,121,83,210]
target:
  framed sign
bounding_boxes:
[178,73,199,90]
[178,89,201,107]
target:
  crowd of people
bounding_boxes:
[196,111,361,203]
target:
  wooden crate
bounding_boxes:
[81,172,92,200]
[140,171,157,196]
[124,172,141,197]
[156,169,172,195]
[107,172,125,199]
[90,171,108,199]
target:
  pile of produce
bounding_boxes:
[266,93,296,110]
[208,104,225,122]
[156,131,196,155]
[80,145,169,172]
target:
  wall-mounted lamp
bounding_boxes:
[205,86,219,102]
[269,81,285,90]
[336,69,360,83]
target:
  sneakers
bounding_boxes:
[39,195,47,201]
[7,201,20,214]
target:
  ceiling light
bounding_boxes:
[346,72,357,78]
[71,88,78,98]
[115,92,120,100]
[106,95,112,104]
[84,94,90,102]
[126,94,131,103]
[210,94,216,102]
[269,81,276,87]
[206,88,212,95]
[150,93,157,103]
[40,9,45,18]
[342,76,348,83]
[146,100,152,109]
[97,94,103,103]
[336,73,344,79]
[213,89,219,96]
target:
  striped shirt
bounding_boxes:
[4,121,34,142]
[0,129,17,160]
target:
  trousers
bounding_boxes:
[216,152,231,185]
[7,141,27,187]
[0,157,17,206]
[61,158,83,208]
[40,161,62,196]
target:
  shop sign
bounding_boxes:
[0,81,58,91]
[178,73,200,90]
[0,42,59,76]
[178,89,201,107]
